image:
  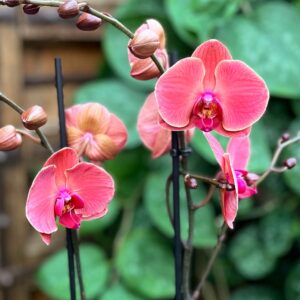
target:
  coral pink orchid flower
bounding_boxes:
[155,39,269,137]
[65,103,127,162]
[26,147,114,245]
[137,92,194,158]
[204,133,257,228]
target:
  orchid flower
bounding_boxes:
[155,39,269,137]
[26,147,114,245]
[204,133,257,228]
[137,92,194,158]
[65,103,127,162]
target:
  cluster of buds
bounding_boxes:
[0,105,47,151]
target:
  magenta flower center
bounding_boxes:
[54,189,84,229]
[192,92,222,132]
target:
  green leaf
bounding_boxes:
[259,209,293,258]
[101,283,144,300]
[80,200,120,236]
[229,225,276,279]
[248,122,272,173]
[116,228,174,299]
[166,0,242,46]
[283,119,300,195]
[144,168,217,248]
[285,261,300,300]
[231,285,280,300]
[36,244,109,300]
[73,79,146,148]
[216,2,300,99]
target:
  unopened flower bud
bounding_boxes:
[58,0,79,19]
[0,125,22,151]
[280,132,290,143]
[21,105,47,130]
[129,29,160,59]
[130,57,161,80]
[245,172,259,185]
[5,0,20,7]
[184,175,198,189]
[23,4,40,15]
[284,157,297,169]
[76,13,102,31]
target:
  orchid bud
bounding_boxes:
[0,125,22,151]
[280,132,290,143]
[245,172,259,185]
[23,4,40,15]
[5,0,20,7]
[21,105,48,130]
[76,13,102,31]
[130,57,161,80]
[284,157,297,169]
[184,175,198,189]
[129,29,160,59]
[58,0,79,19]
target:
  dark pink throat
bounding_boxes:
[192,92,222,132]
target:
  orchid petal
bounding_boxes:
[203,133,224,168]
[227,136,250,170]
[192,39,232,90]
[66,162,114,218]
[26,165,58,235]
[239,186,257,199]
[222,154,238,229]
[59,211,81,229]
[215,60,269,131]
[155,57,204,128]
[44,147,79,188]
[81,207,108,221]
[65,104,82,127]
[40,233,51,245]
[214,124,251,138]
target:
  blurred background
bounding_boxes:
[1,0,300,299]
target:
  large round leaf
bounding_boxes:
[229,225,276,279]
[101,283,144,300]
[231,285,280,300]
[144,169,217,248]
[116,228,174,299]
[73,79,146,148]
[285,261,300,300]
[216,2,300,99]
[36,244,109,300]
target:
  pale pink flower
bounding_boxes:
[128,19,169,80]
[26,147,114,245]
[204,133,257,228]
[155,39,269,137]
[65,103,127,162]
[137,92,194,158]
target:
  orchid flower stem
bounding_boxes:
[256,133,300,186]
[192,185,216,210]
[16,129,41,144]
[192,223,228,300]
[0,93,54,153]
[178,131,194,300]
[6,0,166,75]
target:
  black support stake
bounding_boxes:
[55,57,76,300]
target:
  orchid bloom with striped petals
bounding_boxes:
[26,147,114,245]
[204,133,257,228]
[155,39,269,137]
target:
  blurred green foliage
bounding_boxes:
[36,0,300,299]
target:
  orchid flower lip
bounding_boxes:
[192,91,223,132]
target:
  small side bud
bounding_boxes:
[5,0,20,7]
[129,29,160,59]
[280,132,290,143]
[0,125,22,151]
[58,0,79,19]
[76,13,102,31]
[184,175,198,189]
[284,157,297,169]
[23,4,40,15]
[21,105,48,130]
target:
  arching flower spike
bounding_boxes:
[204,133,257,228]
[65,103,127,162]
[155,39,269,137]
[26,147,115,245]
[137,92,194,158]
